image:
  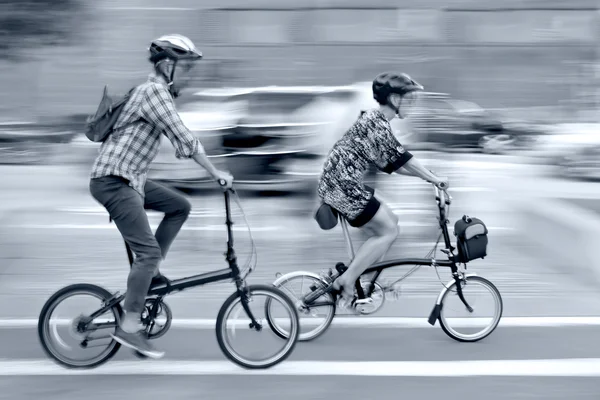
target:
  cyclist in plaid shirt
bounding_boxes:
[90,34,233,358]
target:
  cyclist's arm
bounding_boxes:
[395,166,415,176]
[191,152,220,179]
[367,121,439,183]
[395,157,438,183]
[140,83,222,179]
[140,83,204,159]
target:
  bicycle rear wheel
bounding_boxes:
[38,283,123,368]
[216,284,299,369]
[437,275,503,342]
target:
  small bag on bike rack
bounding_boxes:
[453,215,488,263]
[314,203,339,230]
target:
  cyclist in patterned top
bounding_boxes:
[90,34,233,358]
[317,72,449,304]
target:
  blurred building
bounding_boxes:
[0,0,598,123]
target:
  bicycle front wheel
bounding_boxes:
[216,284,299,369]
[438,275,503,342]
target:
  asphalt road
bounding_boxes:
[0,326,599,399]
[1,155,600,399]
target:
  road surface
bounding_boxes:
[0,324,599,399]
[1,154,600,399]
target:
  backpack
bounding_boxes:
[85,85,136,142]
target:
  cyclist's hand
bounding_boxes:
[434,176,449,190]
[214,170,234,189]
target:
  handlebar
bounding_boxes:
[433,184,451,209]
[218,179,234,192]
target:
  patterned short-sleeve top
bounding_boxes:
[317,109,413,221]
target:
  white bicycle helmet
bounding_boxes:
[148,34,203,96]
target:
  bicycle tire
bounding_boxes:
[266,273,336,342]
[437,275,503,342]
[216,284,299,369]
[38,283,123,369]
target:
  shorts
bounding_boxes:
[318,181,381,229]
[347,186,381,228]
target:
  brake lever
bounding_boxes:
[445,191,453,204]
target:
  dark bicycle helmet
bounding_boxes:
[372,72,424,108]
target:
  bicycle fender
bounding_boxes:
[433,272,479,306]
[428,272,479,326]
[273,271,327,287]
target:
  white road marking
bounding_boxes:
[1,359,600,376]
[102,7,196,11]
[5,224,278,232]
[5,223,512,232]
[55,207,239,218]
[4,317,600,329]
[449,187,497,192]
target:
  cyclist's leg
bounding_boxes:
[90,176,164,357]
[143,179,192,259]
[334,200,399,298]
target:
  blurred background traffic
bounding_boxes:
[1,0,600,398]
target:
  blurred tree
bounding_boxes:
[0,0,84,60]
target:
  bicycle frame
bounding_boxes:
[90,188,259,327]
[303,186,473,319]
[146,188,244,296]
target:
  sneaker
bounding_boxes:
[110,328,165,359]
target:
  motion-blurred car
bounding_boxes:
[408,93,547,154]
[0,119,79,164]
[149,86,348,193]
[559,144,600,180]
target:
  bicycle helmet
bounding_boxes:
[372,72,424,117]
[148,34,203,96]
[148,34,202,63]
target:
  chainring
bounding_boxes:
[354,282,385,315]
[141,299,173,339]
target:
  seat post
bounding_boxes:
[340,217,355,261]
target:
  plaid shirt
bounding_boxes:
[90,74,204,197]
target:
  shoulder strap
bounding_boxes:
[111,85,143,133]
